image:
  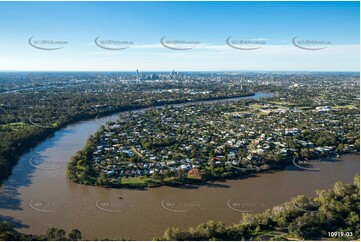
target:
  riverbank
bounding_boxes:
[1,144,358,240]
[0,91,256,185]
[2,174,359,240]
[66,91,357,189]
[155,173,360,241]
[67,150,359,189]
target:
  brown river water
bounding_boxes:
[0,93,359,240]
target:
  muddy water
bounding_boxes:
[0,92,359,240]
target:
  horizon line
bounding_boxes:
[0,70,359,73]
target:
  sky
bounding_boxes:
[0,1,359,72]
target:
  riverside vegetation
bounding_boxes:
[156,174,360,241]
[1,174,359,241]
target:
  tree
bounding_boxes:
[336,143,344,153]
[188,168,201,179]
[45,228,67,240]
[68,229,82,241]
[300,148,310,159]
[78,171,88,181]
[237,148,247,161]
[162,227,179,240]
[96,172,108,186]
[288,212,321,239]
[0,221,13,233]
[176,170,187,181]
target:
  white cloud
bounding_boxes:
[0,42,359,71]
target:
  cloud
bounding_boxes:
[90,43,359,57]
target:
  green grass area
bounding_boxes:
[248,103,273,115]
[297,106,312,110]
[230,105,246,111]
[267,101,297,106]
[8,122,26,125]
[249,103,263,110]
[267,101,284,105]
[1,122,28,130]
[121,177,148,185]
[1,122,27,126]
[333,104,356,109]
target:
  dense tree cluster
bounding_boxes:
[0,223,81,241]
